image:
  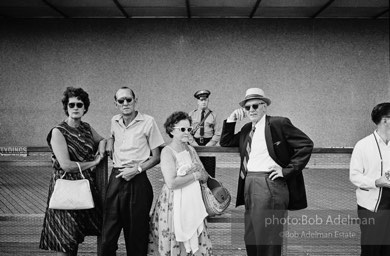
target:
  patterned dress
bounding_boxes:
[148,146,213,256]
[39,121,102,253]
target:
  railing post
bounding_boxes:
[198,156,216,178]
[96,155,108,256]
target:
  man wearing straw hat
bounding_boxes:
[220,88,313,256]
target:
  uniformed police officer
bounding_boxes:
[189,90,221,146]
[189,90,221,177]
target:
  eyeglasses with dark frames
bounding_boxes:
[244,102,266,111]
[117,97,133,104]
[68,102,84,108]
[173,127,193,133]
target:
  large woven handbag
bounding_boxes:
[49,162,94,210]
[201,176,231,217]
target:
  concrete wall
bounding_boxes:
[0,19,389,147]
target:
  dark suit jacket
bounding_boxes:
[220,115,314,210]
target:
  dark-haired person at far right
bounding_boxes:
[350,102,390,256]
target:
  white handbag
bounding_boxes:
[49,162,95,210]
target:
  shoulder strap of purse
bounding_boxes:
[185,144,210,180]
[164,145,179,166]
[191,110,212,135]
[60,162,85,179]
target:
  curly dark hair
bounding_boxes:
[164,111,192,138]
[371,102,390,125]
[62,87,90,116]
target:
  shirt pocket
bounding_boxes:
[119,132,143,151]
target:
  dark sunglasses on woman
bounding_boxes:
[68,102,84,108]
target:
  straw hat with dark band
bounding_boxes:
[239,88,271,107]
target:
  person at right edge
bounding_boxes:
[220,88,313,256]
[350,102,390,256]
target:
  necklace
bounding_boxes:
[65,119,82,137]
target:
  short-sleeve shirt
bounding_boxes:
[111,112,165,168]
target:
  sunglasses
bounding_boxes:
[244,102,265,111]
[68,102,84,108]
[117,97,133,104]
[173,127,193,133]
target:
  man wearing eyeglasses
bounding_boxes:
[189,89,221,177]
[220,88,313,256]
[350,103,390,256]
[102,86,165,256]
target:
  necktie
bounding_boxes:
[241,126,256,179]
[200,110,205,137]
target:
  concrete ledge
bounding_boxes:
[1,146,352,169]
[22,146,353,154]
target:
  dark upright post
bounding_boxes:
[96,156,108,256]
[199,156,216,178]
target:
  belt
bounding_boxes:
[246,171,272,176]
[111,167,146,177]
[194,137,212,145]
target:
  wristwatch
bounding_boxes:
[137,165,143,174]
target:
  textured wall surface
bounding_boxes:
[0,19,389,147]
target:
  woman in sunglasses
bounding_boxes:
[148,111,213,256]
[40,87,106,256]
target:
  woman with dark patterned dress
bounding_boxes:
[39,87,106,256]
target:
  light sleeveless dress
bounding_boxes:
[168,146,208,253]
[148,145,212,256]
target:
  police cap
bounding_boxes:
[194,90,211,99]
